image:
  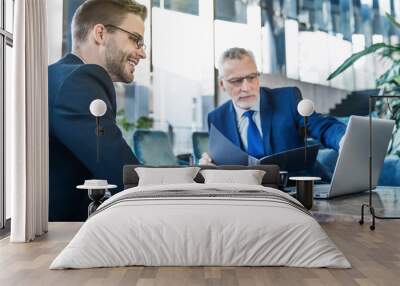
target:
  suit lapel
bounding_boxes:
[260,88,273,155]
[226,101,242,148]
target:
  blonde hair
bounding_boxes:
[72,0,147,48]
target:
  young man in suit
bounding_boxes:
[48,0,146,221]
[201,47,346,171]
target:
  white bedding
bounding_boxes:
[50,183,351,269]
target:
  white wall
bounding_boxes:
[47,0,63,64]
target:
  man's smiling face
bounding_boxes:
[104,13,146,83]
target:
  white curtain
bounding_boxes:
[7,0,49,242]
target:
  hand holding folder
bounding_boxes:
[208,124,319,171]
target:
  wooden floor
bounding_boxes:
[1,219,400,286]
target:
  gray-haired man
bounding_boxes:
[202,47,346,180]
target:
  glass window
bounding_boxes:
[5,43,11,220]
[215,0,246,23]
[330,0,341,34]
[0,37,3,228]
[260,0,275,26]
[0,0,2,29]
[298,0,313,30]
[353,0,363,34]
[359,0,373,45]
[164,0,199,16]
[284,0,298,19]
[152,6,213,154]
[62,0,85,57]
[5,0,14,33]
[394,0,400,38]
[1,0,14,229]
[260,0,286,74]
[330,0,353,40]
[298,0,331,31]
[372,0,382,35]
[152,0,160,7]
[339,0,353,41]
[313,1,323,30]
[378,0,391,39]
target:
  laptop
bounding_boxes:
[313,115,394,199]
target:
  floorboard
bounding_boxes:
[1,220,399,286]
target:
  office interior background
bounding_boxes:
[1,0,400,225]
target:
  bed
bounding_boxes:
[50,165,350,269]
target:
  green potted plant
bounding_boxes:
[117,109,154,132]
[116,109,154,148]
[327,13,400,157]
[135,116,154,129]
[116,108,136,132]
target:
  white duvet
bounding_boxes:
[50,183,351,269]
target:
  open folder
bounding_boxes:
[209,124,319,172]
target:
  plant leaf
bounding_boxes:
[327,43,389,80]
[116,108,125,116]
[378,45,400,59]
[393,75,400,86]
[385,13,400,29]
[376,62,400,87]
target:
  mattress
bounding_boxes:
[50,183,351,269]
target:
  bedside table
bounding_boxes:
[289,176,321,210]
[77,180,117,217]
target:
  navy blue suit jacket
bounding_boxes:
[208,87,346,158]
[48,54,139,222]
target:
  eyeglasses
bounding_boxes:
[224,72,260,87]
[104,24,146,50]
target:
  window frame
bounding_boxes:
[0,0,13,231]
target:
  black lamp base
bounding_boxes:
[360,203,400,231]
[87,189,106,217]
[360,94,400,231]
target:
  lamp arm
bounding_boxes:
[304,116,308,162]
[95,117,105,162]
[96,117,100,162]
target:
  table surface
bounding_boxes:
[289,176,321,181]
[76,185,117,190]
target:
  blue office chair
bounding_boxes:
[192,131,209,164]
[133,129,189,165]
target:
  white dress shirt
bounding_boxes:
[232,96,263,151]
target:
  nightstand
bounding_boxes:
[77,180,117,217]
[289,176,321,210]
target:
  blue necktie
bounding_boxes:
[243,110,264,158]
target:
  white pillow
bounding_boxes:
[135,167,200,186]
[200,169,266,185]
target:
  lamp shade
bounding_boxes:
[297,99,314,117]
[89,99,107,117]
